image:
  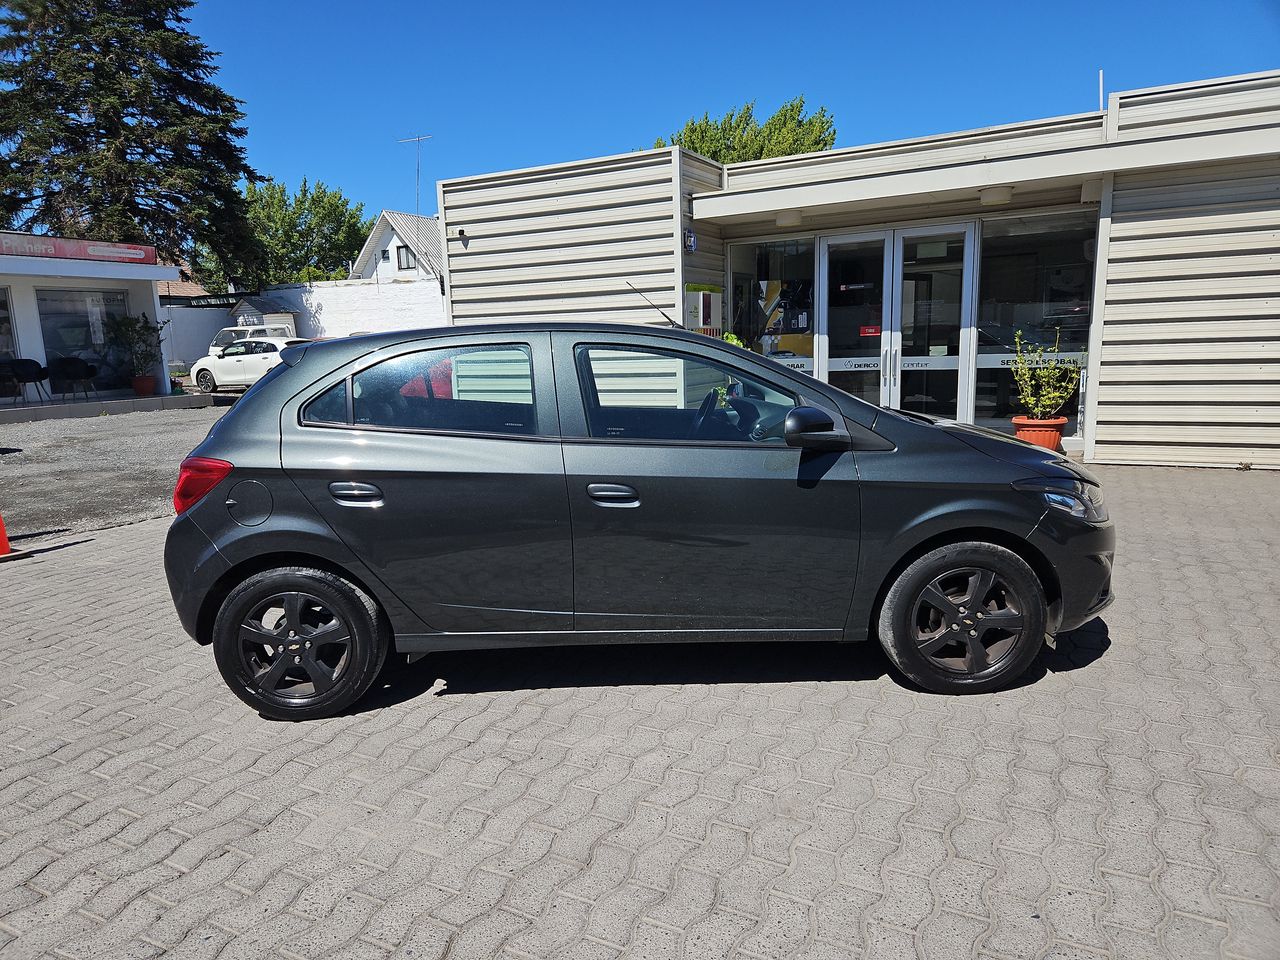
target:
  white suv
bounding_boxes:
[191,337,308,393]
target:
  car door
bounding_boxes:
[216,341,251,384]
[247,340,280,382]
[552,331,861,635]
[280,332,572,635]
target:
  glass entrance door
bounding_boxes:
[823,234,889,404]
[820,223,976,419]
[891,226,975,419]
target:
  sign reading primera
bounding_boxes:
[0,231,158,265]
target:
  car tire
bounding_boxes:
[196,369,216,394]
[877,542,1046,694]
[212,566,390,720]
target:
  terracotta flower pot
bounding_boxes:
[1012,415,1068,451]
[132,375,158,397]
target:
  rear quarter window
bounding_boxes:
[302,380,348,424]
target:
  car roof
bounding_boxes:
[310,321,713,355]
[238,336,308,344]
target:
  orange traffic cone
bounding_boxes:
[0,510,27,562]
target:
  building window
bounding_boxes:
[0,287,16,399]
[975,212,1097,436]
[0,287,14,359]
[36,289,130,390]
[380,249,390,263]
[729,239,816,375]
[396,245,416,270]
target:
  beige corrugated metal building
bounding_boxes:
[438,70,1280,468]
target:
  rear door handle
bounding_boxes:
[328,481,384,507]
[586,483,640,508]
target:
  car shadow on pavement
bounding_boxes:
[1011,618,1112,689]
[345,620,1112,715]
[350,639,894,712]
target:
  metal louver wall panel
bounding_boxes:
[439,149,682,325]
[1092,156,1280,467]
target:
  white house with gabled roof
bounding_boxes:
[265,210,447,339]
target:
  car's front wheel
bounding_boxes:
[212,566,389,720]
[196,369,216,394]
[877,542,1046,694]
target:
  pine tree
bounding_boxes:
[0,0,258,268]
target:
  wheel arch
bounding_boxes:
[194,551,389,647]
[866,527,1063,642]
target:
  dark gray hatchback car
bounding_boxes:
[165,323,1114,719]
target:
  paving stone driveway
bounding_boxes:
[1,464,1278,960]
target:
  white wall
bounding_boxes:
[163,305,232,367]
[266,276,447,339]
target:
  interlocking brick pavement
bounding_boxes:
[1,464,1278,959]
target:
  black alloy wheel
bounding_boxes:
[877,541,1047,694]
[238,592,351,698]
[212,566,389,720]
[910,567,1025,674]
[196,369,216,393]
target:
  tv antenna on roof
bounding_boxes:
[397,134,433,216]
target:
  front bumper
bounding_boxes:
[164,512,231,643]
[1027,510,1116,634]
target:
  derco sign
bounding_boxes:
[0,231,158,265]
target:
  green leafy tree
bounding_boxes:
[193,178,374,291]
[654,97,836,164]
[0,0,258,268]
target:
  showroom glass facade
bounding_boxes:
[727,211,1097,435]
[36,289,131,390]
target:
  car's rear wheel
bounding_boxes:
[196,369,216,394]
[877,542,1046,694]
[212,567,389,720]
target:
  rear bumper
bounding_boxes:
[1028,512,1116,634]
[164,513,230,643]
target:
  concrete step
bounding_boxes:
[0,391,231,425]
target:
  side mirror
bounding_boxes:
[785,406,849,449]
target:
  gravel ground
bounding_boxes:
[0,405,229,541]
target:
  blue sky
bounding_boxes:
[188,0,1280,218]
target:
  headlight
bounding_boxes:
[1013,478,1108,523]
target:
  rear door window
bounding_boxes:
[346,343,537,436]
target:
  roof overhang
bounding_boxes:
[691,126,1280,225]
[0,255,180,282]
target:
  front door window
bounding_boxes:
[576,345,798,443]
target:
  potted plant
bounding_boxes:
[1010,328,1082,450]
[105,313,171,397]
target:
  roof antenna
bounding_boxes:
[627,281,681,328]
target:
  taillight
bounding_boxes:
[174,457,233,514]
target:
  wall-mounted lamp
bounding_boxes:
[978,186,1014,206]
[775,209,803,228]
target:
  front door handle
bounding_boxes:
[328,481,384,507]
[587,482,640,508]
